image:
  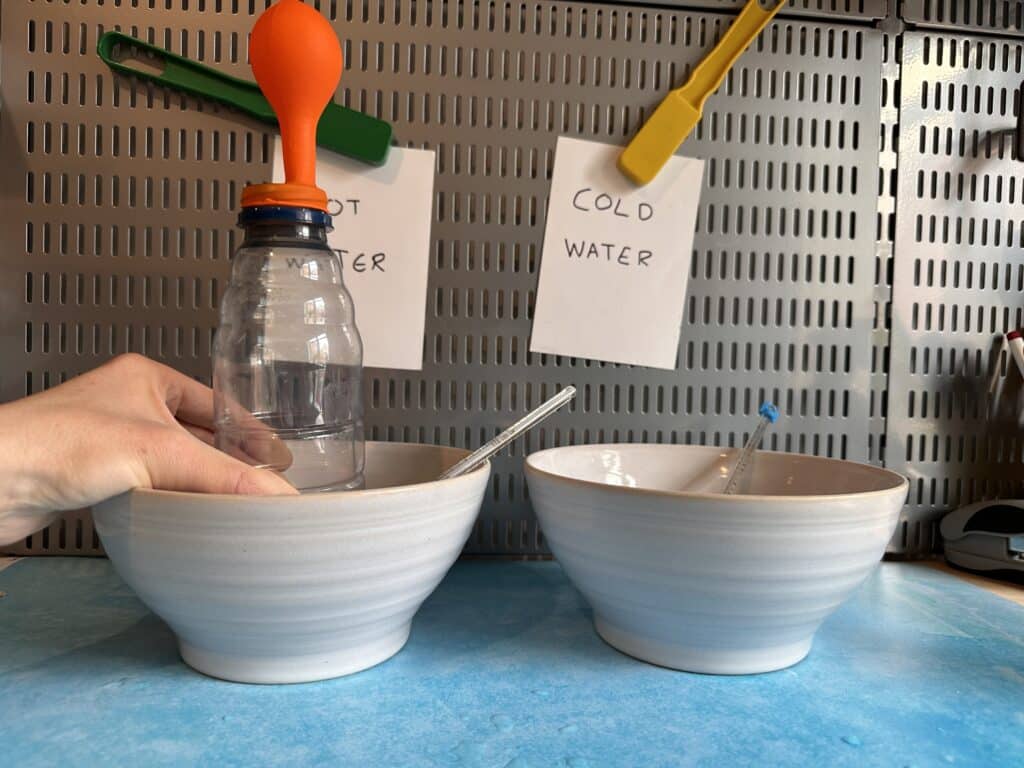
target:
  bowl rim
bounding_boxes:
[117,441,490,504]
[524,443,909,503]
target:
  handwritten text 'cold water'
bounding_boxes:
[565,187,654,266]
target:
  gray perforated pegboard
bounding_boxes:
[632,0,886,20]
[870,30,898,469]
[887,30,1024,556]
[0,2,266,556]
[0,0,883,556]
[903,0,1024,36]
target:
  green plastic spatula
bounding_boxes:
[96,31,392,166]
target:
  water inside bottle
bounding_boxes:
[214,360,365,493]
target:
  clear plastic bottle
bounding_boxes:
[213,205,365,492]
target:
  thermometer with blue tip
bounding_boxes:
[723,402,780,495]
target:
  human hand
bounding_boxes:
[0,354,297,545]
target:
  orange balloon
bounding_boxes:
[249,0,342,194]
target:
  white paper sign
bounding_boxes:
[272,140,435,370]
[530,137,705,370]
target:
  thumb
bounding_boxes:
[140,428,299,496]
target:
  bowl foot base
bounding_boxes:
[178,624,412,684]
[594,615,812,675]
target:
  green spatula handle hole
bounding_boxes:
[106,42,168,78]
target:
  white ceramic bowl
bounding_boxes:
[525,444,908,675]
[94,442,489,684]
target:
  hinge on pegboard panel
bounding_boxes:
[879,0,904,34]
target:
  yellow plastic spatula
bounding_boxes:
[618,0,785,186]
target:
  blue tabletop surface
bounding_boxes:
[1,558,1022,768]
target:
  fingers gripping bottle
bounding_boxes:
[212,0,365,491]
